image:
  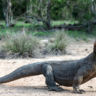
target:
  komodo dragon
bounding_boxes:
[0,41,96,94]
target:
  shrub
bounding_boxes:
[47,30,69,55]
[3,31,40,58]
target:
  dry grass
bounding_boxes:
[2,31,40,58]
[46,30,69,55]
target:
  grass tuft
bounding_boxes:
[2,31,40,58]
[47,30,69,55]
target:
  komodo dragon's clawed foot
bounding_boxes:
[48,86,64,92]
[73,89,85,94]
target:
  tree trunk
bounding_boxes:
[45,0,51,29]
[2,0,13,28]
[25,0,32,23]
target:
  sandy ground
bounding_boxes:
[0,39,96,96]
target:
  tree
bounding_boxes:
[25,0,52,29]
[1,0,13,27]
[71,0,96,33]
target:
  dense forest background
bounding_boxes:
[0,0,96,20]
[0,0,96,34]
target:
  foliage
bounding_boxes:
[72,0,96,23]
[0,0,96,24]
[0,0,4,19]
[51,0,74,20]
[12,0,26,16]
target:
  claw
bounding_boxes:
[48,86,64,92]
[73,89,85,94]
[79,90,86,94]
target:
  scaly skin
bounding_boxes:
[0,41,96,94]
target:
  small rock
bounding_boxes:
[85,49,88,51]
[49,38,55,43]
[88,86,93,88]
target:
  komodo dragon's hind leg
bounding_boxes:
[42,64,64,92]
[73,66,91,94]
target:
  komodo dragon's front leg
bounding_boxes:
[73,66,93,94]
[42,64,64,92]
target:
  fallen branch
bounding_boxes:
[53,20,96,33]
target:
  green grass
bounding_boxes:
[31,31,49,36]
[15,21,32,27]
[0,21,5,26]
[66,30,95,41]
[0,20,95,41]
[52,20,78,26]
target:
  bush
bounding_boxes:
[47,30,69,55]
[3,32,40,58]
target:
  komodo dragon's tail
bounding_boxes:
[0,62,43,83]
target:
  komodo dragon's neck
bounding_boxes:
[77,52,96,66]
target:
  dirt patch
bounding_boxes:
[0,39,96,96]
